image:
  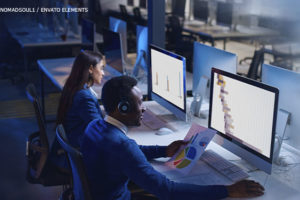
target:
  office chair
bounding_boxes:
[166,15,196,72]
[133,7,147,26]
[239,49,264,80]
[25,84,70,186]
[56,124,93,200]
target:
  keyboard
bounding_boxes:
[142,109,167,130]
[200,150,249,182]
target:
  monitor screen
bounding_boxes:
[193,42,236,97]
[127,0,134,6]
[81,18,95,49]
[102,28,123,74]
[193,0,209,23]
[216,2,233,28]
[109,16,127,63]
[139,0,147,9]
[150,45,186,121]
[209,68,278,174]
[262,64,300,149]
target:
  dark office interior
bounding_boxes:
[0,0,300,199]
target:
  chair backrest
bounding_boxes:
[26,84,49,179]
[119,4,128,18]
[26,84,49,148]
[167,15,184,43]
[247,50,264,80]
[56,124,93,200]
[133,7,146,26]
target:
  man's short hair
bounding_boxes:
[101,75,138,114]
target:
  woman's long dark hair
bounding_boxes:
[56,50,104,125]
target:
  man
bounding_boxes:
[81,75,264,200]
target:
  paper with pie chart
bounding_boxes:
[166,123,216,174]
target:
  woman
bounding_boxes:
[56,50,105,147]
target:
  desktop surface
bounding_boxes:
[37,57,148,96]
[127,100,300,199]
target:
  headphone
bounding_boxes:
[118,99,130,114]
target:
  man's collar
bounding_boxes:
[104,115,128,134]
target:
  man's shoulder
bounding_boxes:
[85,118,107,133]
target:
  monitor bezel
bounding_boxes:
[149,44,187,121]
[209,68,279,172]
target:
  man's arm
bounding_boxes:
[139,140,188,160]
[123,140,229,200]
[139,145,167,160]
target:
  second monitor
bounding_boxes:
[193,42,237,95]
[149,45,187,121]
[209,68,279,174]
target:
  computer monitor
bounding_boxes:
[262,64,300,149]
[109,16,128,64]
[102,28,124,74]
[216,2,233,28]
[172,0,186,18]
[139,0,147,9]
[127,0,134,6]
[149,45,187,121]
[209,68,279,174]
[133,25,148,77]
[193,42,237,97]
[193,0,209,23]
[81,18,95,50]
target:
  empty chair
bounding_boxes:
[56,124,92,200]
[166,15,196,72]
[133,7,147,26]
[246,49,265,80]
[25,83,70,186]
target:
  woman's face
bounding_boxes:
[89,59,105,85]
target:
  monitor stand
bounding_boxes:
[273,109,290,165]
[132,50,147,78]
[190,76,209,118]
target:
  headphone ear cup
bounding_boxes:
[118,101,130,113]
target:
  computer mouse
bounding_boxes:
[155,127,174,135]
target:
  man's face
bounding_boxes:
[125,86,146,126]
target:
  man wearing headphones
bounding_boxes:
[81,75,264,200]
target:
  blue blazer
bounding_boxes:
[81,119,228,200]
[49,88,103,170]
[64,88,103,148]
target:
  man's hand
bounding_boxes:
[166,140,189,157]
[226,180,264,198]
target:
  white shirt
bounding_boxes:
[89,87,98,99]
[104,115,128,135]
[84,83,98,99]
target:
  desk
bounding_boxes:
[183,24,279,50]
[128,101,300,200]
[37,57,194,120]
[5,18,103,76]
